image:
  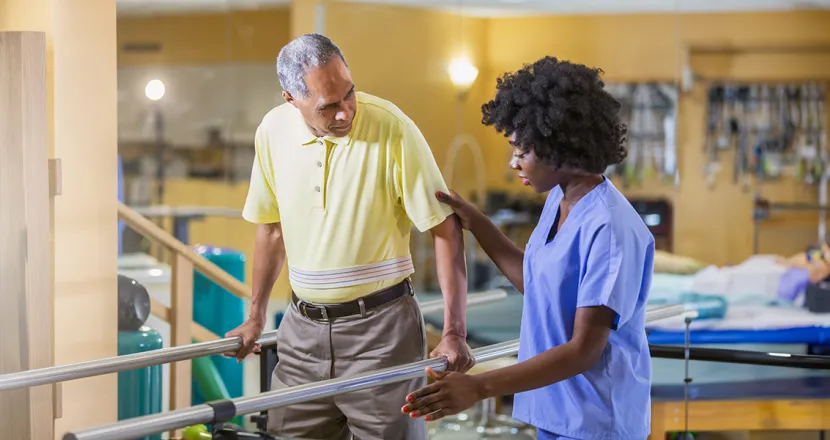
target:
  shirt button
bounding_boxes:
[315,186,321,192]
[317,161,323,167]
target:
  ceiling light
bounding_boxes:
[145,79,165,101]
[448,58,479,90]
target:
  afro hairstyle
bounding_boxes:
[481,56,627,174]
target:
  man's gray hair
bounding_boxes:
[277,33,347,99]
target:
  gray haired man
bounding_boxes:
[225,33,474,439]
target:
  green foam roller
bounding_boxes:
[191,340,243,426]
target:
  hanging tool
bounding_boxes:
[627,85,646,186]
[704,86,723,188]
[656,82,679,187]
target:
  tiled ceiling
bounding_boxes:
[116,0,830,16]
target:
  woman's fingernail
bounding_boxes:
[425,416,432,421]
[403,406,409,412]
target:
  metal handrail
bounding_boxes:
[419,289,507,314]
[643,304,697,322]
[62,341,521,440]
[0,291,508,392]
[0,331,279,393]
[62,306,686,440]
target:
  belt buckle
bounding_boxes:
[297,300,330,322]
[297,300,310,319]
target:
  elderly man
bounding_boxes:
[225,33,473,440]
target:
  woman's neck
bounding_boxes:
[559,174,604,204]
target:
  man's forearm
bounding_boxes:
[431,216,467,337]
[250,223,286,323]
[469,216,525,294]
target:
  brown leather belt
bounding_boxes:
[291,279,413,322]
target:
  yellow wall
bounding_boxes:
[487,11,830,265]
[117,8,291,65]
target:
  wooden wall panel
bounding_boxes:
[0,31,54,440]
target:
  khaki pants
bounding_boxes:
[268,291,428,440]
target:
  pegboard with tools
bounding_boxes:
[704,82,827,189]
[605,83,679,188]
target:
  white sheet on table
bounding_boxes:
[688,255,787,301]
[648,304,830,331]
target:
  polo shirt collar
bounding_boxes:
[299,128,353,147]
[298,99,361,147]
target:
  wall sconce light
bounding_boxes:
[145,79,166,101]
[448,57,478,100]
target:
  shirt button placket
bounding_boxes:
[316,140,325,208]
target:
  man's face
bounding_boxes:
[283,57,357,138]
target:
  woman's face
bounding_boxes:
[508,133,558,193]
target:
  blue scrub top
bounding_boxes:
[513,178,654,440]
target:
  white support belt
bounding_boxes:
[288,256,415,289]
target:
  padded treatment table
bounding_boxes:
[648,327,830,345]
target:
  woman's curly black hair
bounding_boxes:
[482,56,627,174]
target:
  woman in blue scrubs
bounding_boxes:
[402,56,655,439]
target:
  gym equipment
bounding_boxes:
[182,424,210,440]
[192,345,243,426]
[118,274,152,331]
[193,245,246,404]
[116,276,163,440]
[117,328,163,440]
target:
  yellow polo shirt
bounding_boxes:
[242,91,453,303]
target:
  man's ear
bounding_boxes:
[282,90,296,107]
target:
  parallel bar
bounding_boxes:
[62,342,520,440]
[649,345,830,370]
[419,290,508,315]
[0,291,503,392]
[64,306,684,440]
[643,304,697,322]
[0,331,278,392]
